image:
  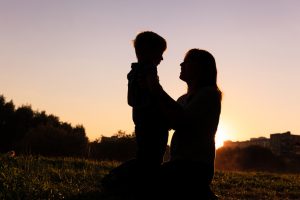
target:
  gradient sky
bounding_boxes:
[1,0,299,147]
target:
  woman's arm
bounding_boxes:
[146,74,221,132]
[145,73,184,129]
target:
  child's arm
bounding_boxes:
[145,72,184,129]
[127,69,136,107]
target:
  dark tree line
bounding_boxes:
[0,95,88,157]
[88,130,170,162]
[0,95,142,160]
[89,130,137,161]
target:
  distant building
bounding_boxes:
[270,131,300,156]
[294,143,300,156]
[250,137,270,148]
[223,131,300,156]
[223,137,270,149]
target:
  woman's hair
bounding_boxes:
[186,49,222,97]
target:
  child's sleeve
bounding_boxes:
[127,69,136,107]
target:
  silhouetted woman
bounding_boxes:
[147,49,222,199]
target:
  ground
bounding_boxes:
[0,155,299,200]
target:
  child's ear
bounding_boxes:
[136,53,144,62]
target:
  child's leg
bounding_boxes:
[136,129,168,166]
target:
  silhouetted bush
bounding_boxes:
[215,145,286,172]
[89,130,137,161]
[21,124,88,157]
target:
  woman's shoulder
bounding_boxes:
[176,94,188,105]
[197,86,222,100]
[176,86,221,106]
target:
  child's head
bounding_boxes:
[133,31,167,66]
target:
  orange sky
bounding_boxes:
[1,1,300,148]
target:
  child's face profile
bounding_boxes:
[142,49,164,66]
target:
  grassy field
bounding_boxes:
[0,155,299,200]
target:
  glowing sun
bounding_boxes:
[215,124,230,149]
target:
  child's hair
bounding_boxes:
[133,31,167,56]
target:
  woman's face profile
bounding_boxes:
[179,56,198,82]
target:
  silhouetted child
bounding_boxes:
[101,31,169,198]
[128,31,169,167]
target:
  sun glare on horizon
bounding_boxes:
[215,123,231,149]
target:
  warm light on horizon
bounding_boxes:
[215,122,231,149]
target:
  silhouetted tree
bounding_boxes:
[12,105,34,150]
[22,124,88,157]
[89,130,171,162]
[0,95,16,152]
[89,131,137,161]
[0,94,89,157]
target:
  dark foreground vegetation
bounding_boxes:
[1,155,300,200]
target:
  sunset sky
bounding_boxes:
[1,0,299,148]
